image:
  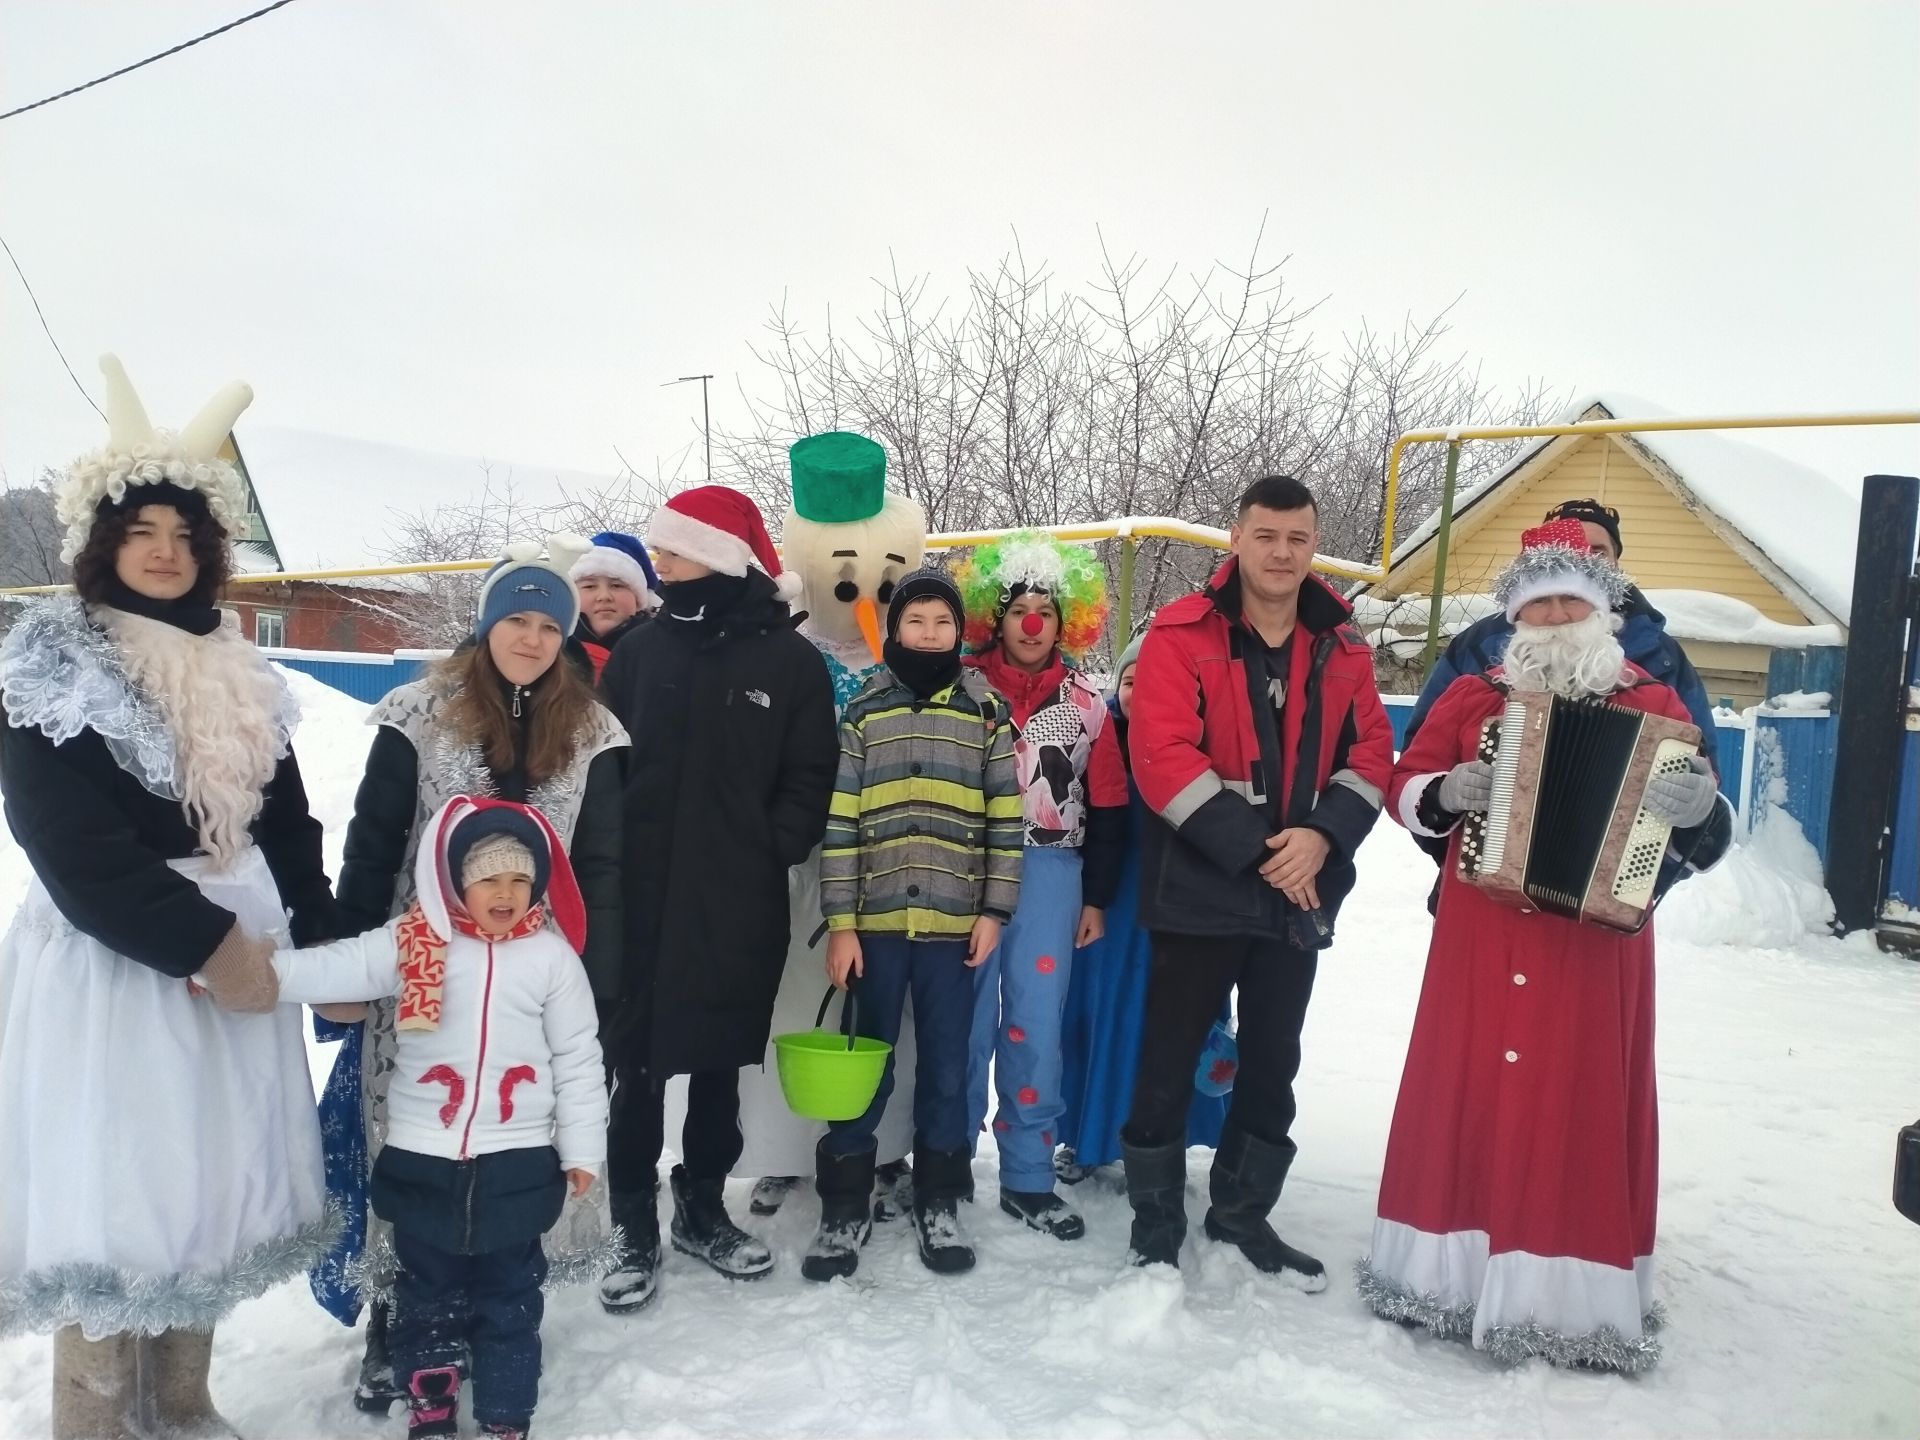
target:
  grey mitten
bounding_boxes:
[1643,753,1718,829]
[197,924,281,1014]
[1435,760,1494,815]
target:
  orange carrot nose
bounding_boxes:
[854,596,884,665]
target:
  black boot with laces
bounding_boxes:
[669,1164,774,1279]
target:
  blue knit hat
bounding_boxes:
[475,536,586,641]
[572,530,661,611]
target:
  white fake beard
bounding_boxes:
[1503,611,1629,699]
[96,608,288,867]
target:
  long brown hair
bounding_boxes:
[435,637,600,787]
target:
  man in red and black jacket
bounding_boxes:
[1121,475,1393,1288]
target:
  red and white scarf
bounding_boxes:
[396,899,547,1032]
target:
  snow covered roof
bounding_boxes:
[231,425,621,572]
[1385,394,1863,625]
[1356,587,1841,653]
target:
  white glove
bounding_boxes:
[1643,754,1718,829]
[1435,760,1494,815]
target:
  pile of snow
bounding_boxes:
[272,669,377,856]
[1763,689,1835,714]
[1660,806,1838,947]
[1641,589,1844,649]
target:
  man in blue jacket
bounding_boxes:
[1402,498,1719,882]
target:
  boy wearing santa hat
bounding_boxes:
[596,487,839,1307]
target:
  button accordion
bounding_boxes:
[1455,689,1703,932]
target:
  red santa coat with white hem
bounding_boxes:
[1360,664,1691,1373]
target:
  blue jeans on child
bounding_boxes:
[967,844,1082,1193]
[821,934,972,1155]
[392,1228,547,1430]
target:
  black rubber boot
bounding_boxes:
[669,1165,774,1279]
[871,1158,913,1223]
[1120,1136,1189,1268]
[1202,1123,1326,1291]
[802,1142,875,1282]
[353,1300,404,1413]
[911,1147,977,1275]
[599,1183,662,1313]
[749,1176,800,1216]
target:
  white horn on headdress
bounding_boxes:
[100,353,158,454]
[177,379,255,462]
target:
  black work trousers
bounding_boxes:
[605,1064,743,1196]
[1123,931,1318,1150]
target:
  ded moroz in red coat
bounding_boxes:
[1359,664,1731,1374]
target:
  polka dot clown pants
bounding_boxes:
[966,844,1082,1194]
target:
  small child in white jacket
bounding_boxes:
[270,795,607,1440]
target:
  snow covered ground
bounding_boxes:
[3,672,1918,1437]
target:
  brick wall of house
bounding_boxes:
[226,581,412,653]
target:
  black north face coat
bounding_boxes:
[599,570,838,1076]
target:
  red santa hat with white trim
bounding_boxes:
[646,485,801,604]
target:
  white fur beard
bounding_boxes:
[1503,612,1630,699]
[96,609,289,867]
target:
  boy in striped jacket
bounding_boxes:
[806,569,1023,1281]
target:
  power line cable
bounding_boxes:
[1,230,105,422]
[1,0,302,123]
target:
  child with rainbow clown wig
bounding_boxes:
[953,531,1128,1238]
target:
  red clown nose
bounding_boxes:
[1019,612,1047,638]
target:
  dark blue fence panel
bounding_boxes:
[1753,710,1839,863]
[1883,643,1920,914]
[1714,722,1747,806]
[269,655,397,703]
[266,649,444,705]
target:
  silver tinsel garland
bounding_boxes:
[1491,542,1631,613]
[342,1223,629,1308]
[1353,1255,1667,1375]
[0,1206,342,1341]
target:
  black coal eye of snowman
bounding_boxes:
[876,577,897,605]
[834,580,859,603]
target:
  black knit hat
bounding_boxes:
[887,567,964,640]
[1544,498,1624,557]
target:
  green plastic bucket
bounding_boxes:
[773,986,892,1121]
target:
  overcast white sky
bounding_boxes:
[3,1,1916,545]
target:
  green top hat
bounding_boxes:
[789,431,887,525]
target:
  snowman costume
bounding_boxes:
[733,433,928,1185]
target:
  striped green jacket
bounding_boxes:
[821,666,1023,936]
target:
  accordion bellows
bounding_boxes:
[1457,691,1702,933]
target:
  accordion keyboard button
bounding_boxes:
[1504,1050,1520,1063]
[1513,973,1527,986]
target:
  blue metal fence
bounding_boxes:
[264,648,436,704]
[1882,640,1920,914]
